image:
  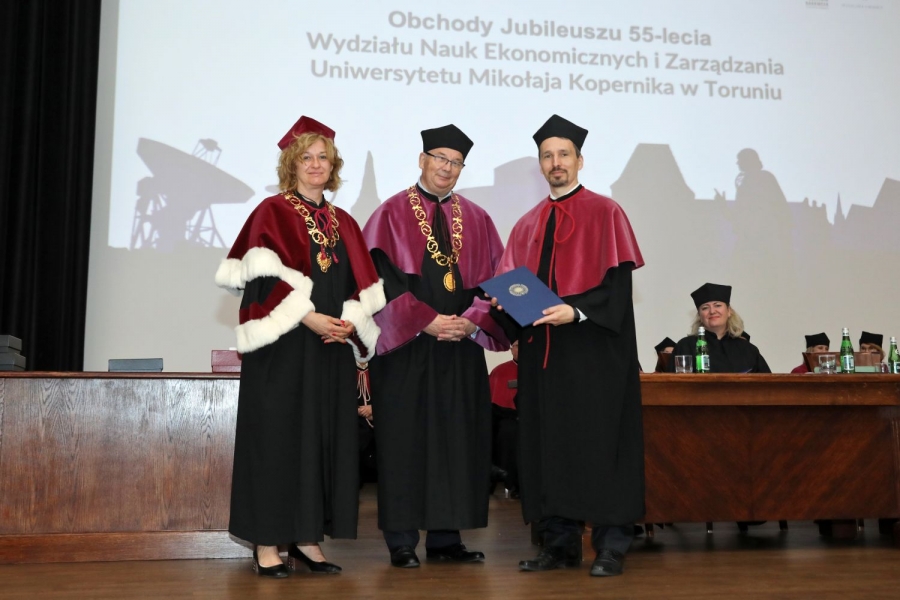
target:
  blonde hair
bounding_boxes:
[690,306,745,339]
[277,133,344,192]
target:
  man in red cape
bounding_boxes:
[494,114,645,578]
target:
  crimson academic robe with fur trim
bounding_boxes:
[496,185,646,526]
[362,185,507,532]
[215,193,385,545]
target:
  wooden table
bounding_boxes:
[1,372,898,563]
[642,374,900,526]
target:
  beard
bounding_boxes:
[548,170,571,189]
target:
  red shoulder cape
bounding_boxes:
[497,187,644,296]
[215,193,385,362]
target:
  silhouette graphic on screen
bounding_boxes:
[130,138,254,251]
[350,151,382,227]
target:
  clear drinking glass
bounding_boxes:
[818,354,836,374]
[675,355,693,373]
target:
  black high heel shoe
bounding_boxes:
[252,549,289,578]
[287,545,342,574]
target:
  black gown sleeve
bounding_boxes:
[566,262,635,335]
[490,304,520,342]
[370,248,411,303]
[754,347,772,373]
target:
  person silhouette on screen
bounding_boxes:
[726,148,796,333]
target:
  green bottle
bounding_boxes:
[696,326,711,373]
[839,327,855,374]
[888,337,900,374]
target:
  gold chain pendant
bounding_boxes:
[317,250,332,272]
[443,267,455,292]
[407,186,463,293]
[284,193,341,273]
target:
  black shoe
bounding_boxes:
[590,548,625,577]
[490,465,509,494]
[519,544,581,571]
[426,543,485,563]
[390,545,420,568]
[252,549,289,578]
[287,545,342,574]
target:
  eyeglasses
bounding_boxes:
[300,153,329,166]
[425,151,465,170]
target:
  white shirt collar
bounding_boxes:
[549,183,580,200]
[418,179,452,200]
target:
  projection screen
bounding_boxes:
[87,0,900,373]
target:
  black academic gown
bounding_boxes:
[668,334,771,373]
[369,193,492,532]
[229,208,360,545]
[503,202,645,527]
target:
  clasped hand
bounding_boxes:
[302,312,355,343]
[425,314,476,342]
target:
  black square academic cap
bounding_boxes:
[421,124,474,159]
[859,331,883,347]
[654,337,677,353]
[690,283,732,308]
[804,332,830,348]
[533,114,588,150]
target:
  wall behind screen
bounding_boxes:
[87,0,900,374]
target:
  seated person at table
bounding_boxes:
[859,331,885,364]
[667,282,771,374]
[790,332,830,374]
[653,337,676,373]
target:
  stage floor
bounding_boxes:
[1,485,898,599]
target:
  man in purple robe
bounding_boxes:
[362,124,507,568]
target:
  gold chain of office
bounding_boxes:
[406,185,462,292]
[284,191,340,272]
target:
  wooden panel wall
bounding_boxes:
[1,373,898,563]
[0,375,243,562]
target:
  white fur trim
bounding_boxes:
[214,258,243,296]
[217,246,316,353]
[341,279,386,363]
[235,283,314,353]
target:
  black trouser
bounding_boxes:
[383,529,461,551]
[491,404,518,489]
[540,517,634,555]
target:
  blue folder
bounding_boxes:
[480,266,564,327]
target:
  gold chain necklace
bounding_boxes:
[284,191,340,272]
[406,185,462,292]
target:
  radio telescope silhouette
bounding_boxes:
[131,138,254,250]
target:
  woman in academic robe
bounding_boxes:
[668,282,770,374]
[215,116,385,577]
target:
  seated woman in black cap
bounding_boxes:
[667,283,771,374]
[790,333,830,374]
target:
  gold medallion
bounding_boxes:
[443,270,455,292]
[317,251,332,272]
